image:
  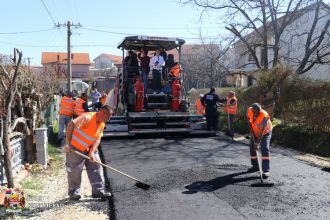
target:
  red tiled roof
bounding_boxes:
[41,52,90,65]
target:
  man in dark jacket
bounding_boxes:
[201,88,221,131]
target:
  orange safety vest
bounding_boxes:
[59,96,74,117]
[170,64,181,78]
[247,107,273,138]
[223,96,238,115]
[101,95,107,105]
[195,98,205,114]
[70,112,105,152]
[74,98,86,116]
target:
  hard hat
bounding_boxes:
[199,94,203,97]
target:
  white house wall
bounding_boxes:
[94,54,114,69]
[280,6,330,81]
[230,5,330,82]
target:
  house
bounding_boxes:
[93,53,122,70]
[227,2,330,87]
[41,52,91,80]
[91,53,122,92]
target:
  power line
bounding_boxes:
[81,27,136,35]
[0,41,66,48]
[80,27,211,40]
[0,28,54,35]
[40,0,57,25]
[0,41,118,47]
[40,0,65,39]
[84,24,206,30]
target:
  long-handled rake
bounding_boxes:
[71,150,151,190]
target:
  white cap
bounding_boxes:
[199,94,203,97]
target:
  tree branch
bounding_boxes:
[1,79,7,91]
[0,64,10,79]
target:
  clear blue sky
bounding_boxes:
[0,0,224,65]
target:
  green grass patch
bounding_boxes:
[20,176,44,198]
[20,141,63,199]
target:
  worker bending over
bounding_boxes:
[65,105,113,200]
[247,103,273,179]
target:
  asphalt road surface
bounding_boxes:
[101,135,330,220]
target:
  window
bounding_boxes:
[248,53,254,62]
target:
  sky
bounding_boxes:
[0,0,225,65]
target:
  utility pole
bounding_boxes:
[27,57,32,73]
[67,21,72,92]
[55,21,81,93]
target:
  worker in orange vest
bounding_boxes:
[58,91,75,144]
[65,105,113,200]
[73,93,88,118]
[169,62,181,79]
[247,103,273,179]
[222,91,237,139]
[100,91,107,106]
[195,94,205,115]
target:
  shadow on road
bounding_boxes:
[321,167,330,173]
[182,171,259,194]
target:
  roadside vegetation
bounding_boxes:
[187,66,330,158]
[20,121,63,200]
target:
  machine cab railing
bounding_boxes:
[117,35,185,113]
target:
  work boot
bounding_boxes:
[92,191,112,199]
[247,166,259,173]
[262,172,270,179]
[69,194,81,201]
[57,138,63,146]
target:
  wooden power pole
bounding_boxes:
[55,21,81,93]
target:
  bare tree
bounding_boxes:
[0,50,66,186]
[181,34,232,89]
[291,1,330,74]
[181,0,310,69]
[0,49,23,188]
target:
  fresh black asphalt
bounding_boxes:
[101,135,330,220]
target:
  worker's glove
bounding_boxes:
[254,142,260,151]
[88,151,96,162]
[64,145,70,153]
